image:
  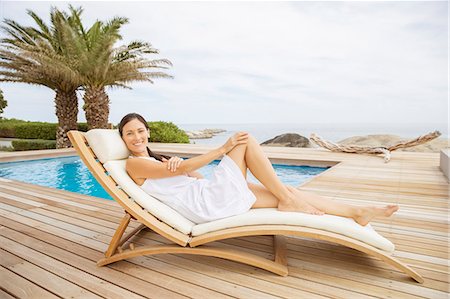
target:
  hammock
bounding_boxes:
[310,131,441,163]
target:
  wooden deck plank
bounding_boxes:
[0,204,314,298]
[0,184,100,211]
[0,266,60,299]
[1,248,102,299]
[0,181,120,209]
[43,204,372,297]
[225,236,443,280]
[178,238,440,298]
[1,206,309,298]
[4,190,414,298]
[0,288,16,299]
[0,228,189,299]
[0,147,448,298]
[0,191,47,208]
[178,254,375,299]
[0,193,358,297]
[124,226,444,298]
[0,217,230,299]
[245,235,449,282]
[0,217,280,299]
[0,185,134,224]
[0,232,150,299]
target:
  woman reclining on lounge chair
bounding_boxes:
[120,113,398,225]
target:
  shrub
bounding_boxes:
[0,119,89,139]
[15,123,58,140]
[0,118,27,137]
[12,139,56,151]
[77,123,89,132]
[148,121,189,143]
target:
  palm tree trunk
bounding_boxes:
[55,90,78,148]
[83,87,110,130]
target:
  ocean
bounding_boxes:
[176,123,449,146]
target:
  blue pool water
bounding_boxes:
[0,156,326,200]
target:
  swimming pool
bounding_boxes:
[0,156,326,200]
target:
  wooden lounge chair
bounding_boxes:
[67,129,424,283]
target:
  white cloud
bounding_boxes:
[0,1,447,131]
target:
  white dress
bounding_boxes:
[133,155,257,223]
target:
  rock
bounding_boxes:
[203,128,226,134]
[338,134,449,153]
[184,128,226,139]
[185,130,213,139]
[261,133,311,148]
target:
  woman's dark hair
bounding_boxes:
[118,113,171,162]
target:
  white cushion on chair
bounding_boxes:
[192,208,395,252]
[85,129,130,163]
[104,160,195,234]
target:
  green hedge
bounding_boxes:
[0,118,27,138]
[78,123,88,132]
[148,121,189,143]
[0,119,88,139]
[15,123,57,140]
[0,118,188,144]
[12,139,56,151]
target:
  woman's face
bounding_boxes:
[121,118,149,156]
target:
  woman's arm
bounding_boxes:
[127,146,224,179]
[127,132,248,180]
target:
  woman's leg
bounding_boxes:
[226,135,323,214]
[248,182,398,225]
[247,182,279,208]
[285,186,399,226]
[226,134,398,223]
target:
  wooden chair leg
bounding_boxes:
[118,224,146,248]
[274,235,288,269]
[97,243,289,276]
[105,213,131,258]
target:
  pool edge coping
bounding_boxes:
[0,146,342,167]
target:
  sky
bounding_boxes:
[0,1,448,131]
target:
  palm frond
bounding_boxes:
[101,16,128,40]
[1,5,172,94]
[1,20,36,46]
[26,9,52,40]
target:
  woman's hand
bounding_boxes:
[221,132,249,154]
[162,156,184,172]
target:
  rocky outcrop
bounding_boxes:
[260,133,448,152]
[338,135,449,153]
[185,128,226,139]
[261,133,311,148]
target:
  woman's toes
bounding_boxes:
[355,205,399,226]
[384,205,399,217]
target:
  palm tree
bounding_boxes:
[71,17,173,129]
[1,5,173,137]
[0,7,83,148]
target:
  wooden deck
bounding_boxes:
[0,146,448,298]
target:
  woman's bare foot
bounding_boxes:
[278,198,324,215]
[354,204,399,226]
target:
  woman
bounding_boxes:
[120,113,398,225]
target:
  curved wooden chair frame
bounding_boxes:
[68,130,424,283]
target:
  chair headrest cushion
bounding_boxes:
[85,129,130,163]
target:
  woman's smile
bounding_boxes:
[122,118,150,156]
